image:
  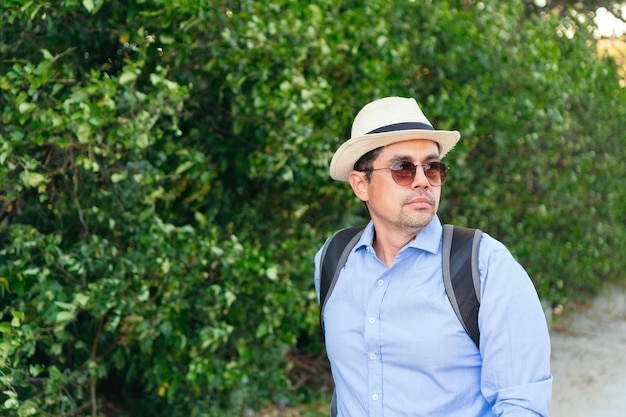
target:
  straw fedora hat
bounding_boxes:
[329,97,461,181]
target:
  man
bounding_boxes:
[314,96,552,416]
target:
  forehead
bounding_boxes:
[378,139,440,160]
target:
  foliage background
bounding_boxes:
[1,0,625,416]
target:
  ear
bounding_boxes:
[349,171,369,202]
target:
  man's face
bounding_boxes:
[350,139,443,235]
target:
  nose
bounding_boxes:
[411,165,431,188]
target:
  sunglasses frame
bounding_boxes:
[364,161,449,187]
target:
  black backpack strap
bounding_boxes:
[319,226,366,332]
[442,224,482,348]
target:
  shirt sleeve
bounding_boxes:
[477,234,553,416]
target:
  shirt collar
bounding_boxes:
[409,216,442,254]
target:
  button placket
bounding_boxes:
[364,267,389,417]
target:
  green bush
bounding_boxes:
[0,4,305,414]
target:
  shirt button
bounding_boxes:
[372,394,379,401]
[369,353,376,360]
[377,279,384,286]
[368,317,376,324]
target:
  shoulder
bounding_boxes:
[477,231,510,257]
[475,231,534,293]
[475,231,530,277]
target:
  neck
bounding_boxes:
[372,226,421,267]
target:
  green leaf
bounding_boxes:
[18,102,35,114]
[119,71,137,85]
[82,0,94,13]
[111,171,128,183]
[175,161,194,175]
[29,364,43,377]
[41,48,54,60]
[74,293,89,308]
[0,322,12,334]
[55,311,76,324]
[3,397,19,410]
[224,290,236,308]
[266,266,278,281]
[76,123,91,144]
[54,301,76,311]
[20,171,46,188]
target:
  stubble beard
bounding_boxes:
[369,203,437,235]
[389,210,435,233]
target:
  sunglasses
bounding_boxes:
[364,161,449,186]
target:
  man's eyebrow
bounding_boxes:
[387,153,441,163]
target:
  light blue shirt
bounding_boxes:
[314,217,552,417]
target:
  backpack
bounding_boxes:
[319,224,483,348]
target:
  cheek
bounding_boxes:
[433,189,442,205]
[373,187,402,209]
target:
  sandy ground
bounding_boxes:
[550,284,626,417]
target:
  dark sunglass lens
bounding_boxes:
[424,162,448,185]
[439,164,448,184]
[390,162,416,185]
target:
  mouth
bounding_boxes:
[404,194,435,209]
